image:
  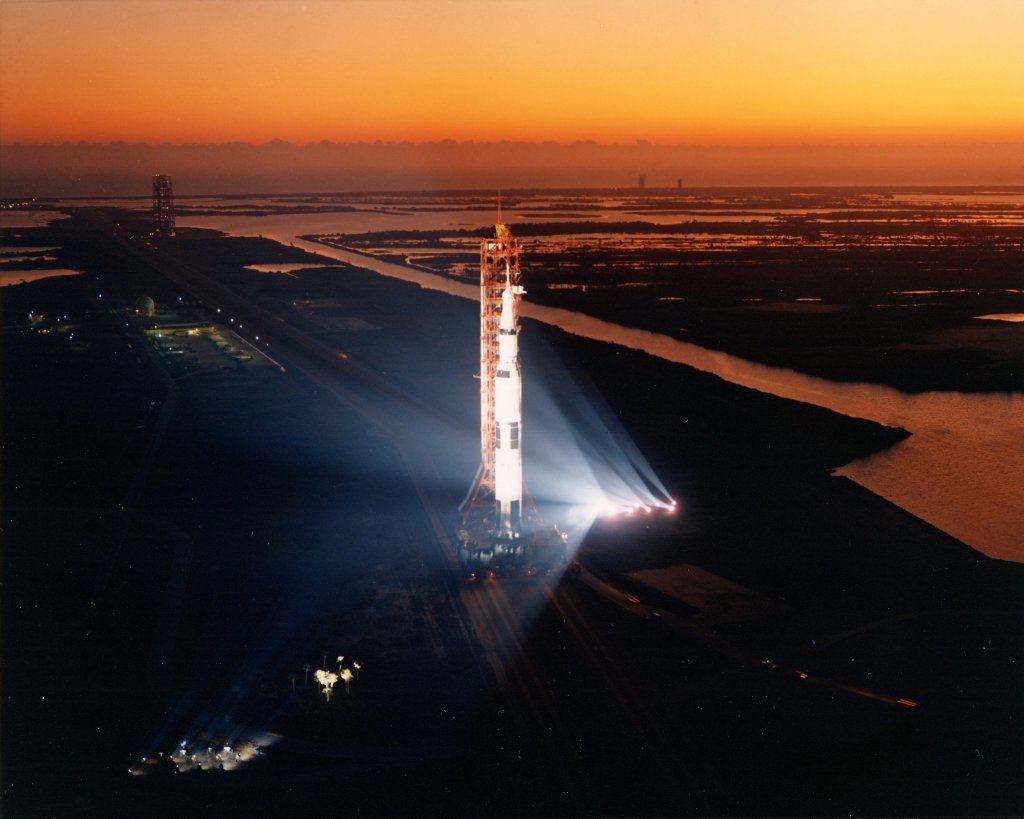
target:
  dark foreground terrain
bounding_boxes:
[3,208,1022,816]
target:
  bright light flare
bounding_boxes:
[582,494,678,520]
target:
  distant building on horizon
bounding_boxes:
[152,174,176,237]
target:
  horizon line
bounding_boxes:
[12,183,1024,200]
[6,138,1024,150]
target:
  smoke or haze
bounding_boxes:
[4,140,1022,197]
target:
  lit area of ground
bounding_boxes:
[142,321,277,371]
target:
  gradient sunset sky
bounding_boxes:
[3,0,1023,147]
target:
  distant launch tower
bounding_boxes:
[152,174,176,237]
[464,222,524,534]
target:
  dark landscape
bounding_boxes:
[3,192,1023,816]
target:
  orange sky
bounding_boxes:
[2,0,1023,147]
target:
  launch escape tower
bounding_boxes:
[152,174,176,237]
[457,221,566,575]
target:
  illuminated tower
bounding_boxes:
[152,174,176,237]
[463,222,524,534]
[455,220,571,576]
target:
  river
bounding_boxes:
[176,211,1024,563]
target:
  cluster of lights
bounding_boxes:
[588,497,677,519]
[215,308,272,349]
[129,739,267,776]
[614,498,677,517]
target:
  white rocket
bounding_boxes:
[494,263,524,535]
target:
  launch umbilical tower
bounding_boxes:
[457,220,567,576]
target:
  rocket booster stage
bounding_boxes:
[494,264,525,534]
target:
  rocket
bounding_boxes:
[494,262,524,535]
